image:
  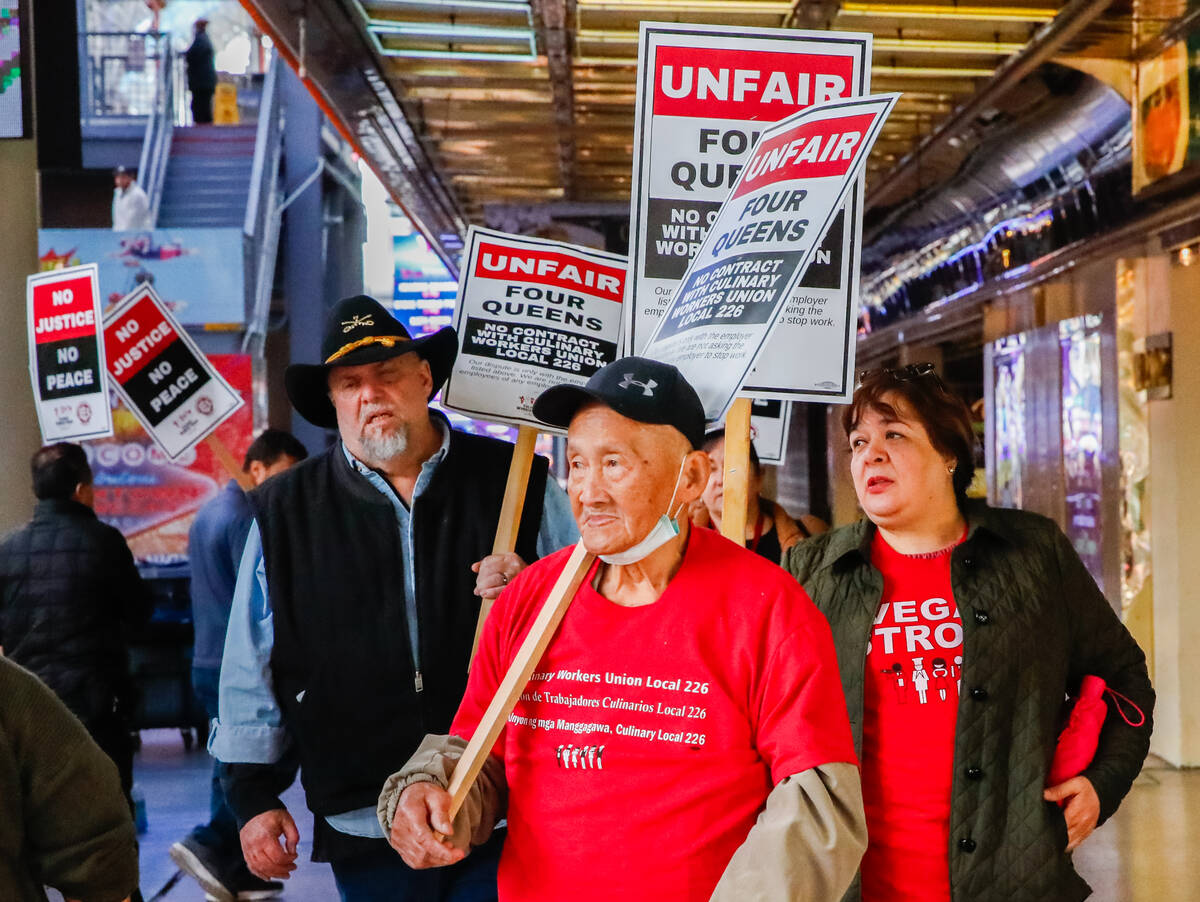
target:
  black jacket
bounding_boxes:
[786,502,1154,902]
[0,499,152,726]
[184,32,217,92]
[231,433,548,860]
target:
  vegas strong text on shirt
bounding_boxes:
[452,526,855,902]
[860,529,966,902]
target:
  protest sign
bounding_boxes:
[627,21,871,405]
[641,93,898,422]
[89,354,253,565]
[26,264,114,443]
[443,227,626,431]
[441,228,624,664]
[102,285,243,460]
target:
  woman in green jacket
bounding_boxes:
[785,365,1153,902]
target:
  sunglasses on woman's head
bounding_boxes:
[855,362,942,388]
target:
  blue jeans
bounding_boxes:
[188,667,242,857]
[330,829,503,902]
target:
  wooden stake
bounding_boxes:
[721,397,753,547]
[448,540,596,819]
[469,426,539,666]
[205,434,253,490]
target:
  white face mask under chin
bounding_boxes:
[598,456,688,566]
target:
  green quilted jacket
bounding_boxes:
[784,501,1153,902]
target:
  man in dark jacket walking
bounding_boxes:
[0,442,153,808]
[185,18,218,124]
[0,442,153,902]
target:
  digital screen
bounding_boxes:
[0,4,25,138]
[391,223,559,469]
[991,333,1027,510]
[1059,313,1105,592]
[40,228,248,326]
[392,230,458,338]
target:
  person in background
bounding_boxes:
[209,295,578,901]
[0,442,152,902]
[0,656,140,902]
[697,427,827,563]
[112,166,152,231]
[382,357,865,902]
[0,443,152,811]
[171,429,308,902]
[786,364,1154,902]
[185,19,217,125]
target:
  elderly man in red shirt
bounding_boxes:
[380,356,866,901]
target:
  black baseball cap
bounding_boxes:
[532,356,706,449]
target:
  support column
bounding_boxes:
[1146,254,1200,765]
[280,65,328,454]
[0,148,42,531]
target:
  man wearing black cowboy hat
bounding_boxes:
[207,296,577,902]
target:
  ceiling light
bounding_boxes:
[873,65,994,78]
[577,30,1023,56]
[365,0,531,10]
[370,20,534,42]
[578,0,792,10]
[367,17,537,59]
[875,37,1025,56]
[381,48,538,60]
[839,2,1055,23]
[576,29,639,44]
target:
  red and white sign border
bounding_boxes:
[627,21,873,402]
[103,284,244,460]
[26,263,115,443]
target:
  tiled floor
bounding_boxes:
[1073,755,1200,902]
[57,734,1200,901]
[134,730,339,901]
[51,730,339,901]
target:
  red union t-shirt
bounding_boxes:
[452,526,856,902]
[860,531,966,902]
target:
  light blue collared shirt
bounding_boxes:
[209,423,577,837]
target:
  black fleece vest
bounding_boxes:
[250,432,548,817]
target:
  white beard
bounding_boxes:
[357,422,409,465]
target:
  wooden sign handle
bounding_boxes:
[469,426,539,667]
[206,434,253,490]
[721,397,753,547]
[448,540,596,819]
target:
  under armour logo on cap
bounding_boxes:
[532,355,706,449]
[618,374,657,397]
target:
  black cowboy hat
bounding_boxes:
[284,295,458,428]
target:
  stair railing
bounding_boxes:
[243,55,286,357]
[138,42,177,227]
